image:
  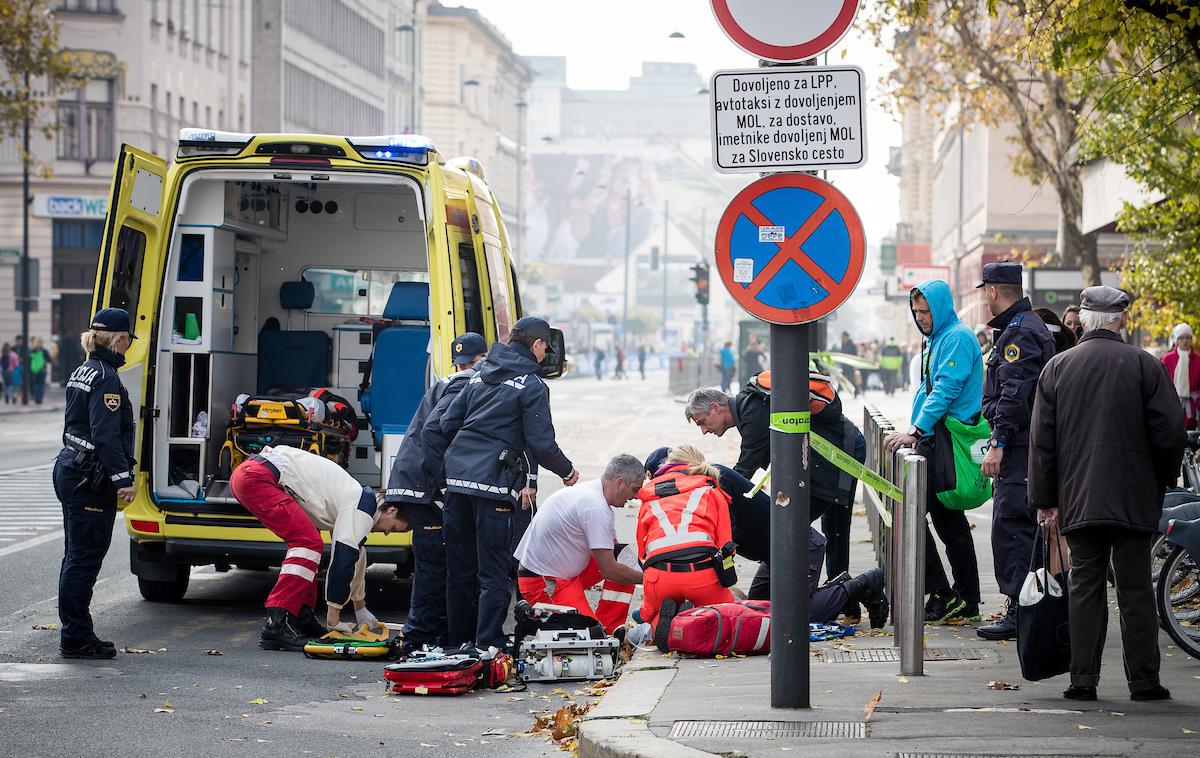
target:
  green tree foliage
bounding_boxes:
[1030,1,1200,337]
[866,1,1104,284]
[0,1,78,166]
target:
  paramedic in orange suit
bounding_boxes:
[635,445,735,630]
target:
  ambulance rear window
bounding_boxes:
[109,226,146,323]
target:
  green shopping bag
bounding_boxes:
[930,415,992,510]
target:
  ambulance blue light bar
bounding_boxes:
[347,135,436,165]
[176,128,254,158]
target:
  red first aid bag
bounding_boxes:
[667,600,772,657]
[384,650,514,696]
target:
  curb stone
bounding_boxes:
[580,650,719,758]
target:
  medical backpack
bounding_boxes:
[667,600,772,657]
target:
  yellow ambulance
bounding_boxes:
[93,130,557,601]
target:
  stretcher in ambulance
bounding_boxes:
[91,130,561,601]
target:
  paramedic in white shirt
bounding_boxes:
[228,445,410,651]
[513,454,645,633]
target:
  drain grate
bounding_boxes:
[670,720,865,739]
[821,647,991,663]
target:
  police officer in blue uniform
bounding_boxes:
[437,317,578,650]
[383,332,487,652]
[54,308,137,659]
[976,263,1054,640]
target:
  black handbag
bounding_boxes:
[1016,527,1071,681]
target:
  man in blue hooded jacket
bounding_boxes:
[438,317,578,650]
[885,280,984,623]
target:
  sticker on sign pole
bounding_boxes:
[715,173,866,325]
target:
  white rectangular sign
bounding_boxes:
[32,193,109,219]
[711,65,867,174]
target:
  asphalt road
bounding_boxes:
[0,369,715,758]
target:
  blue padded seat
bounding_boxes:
[364,281,430,446]
[257,280,330,393]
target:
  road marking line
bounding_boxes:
[0,530,64,558]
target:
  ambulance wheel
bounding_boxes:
[137,569,190,602]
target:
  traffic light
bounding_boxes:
[690,262,710,305]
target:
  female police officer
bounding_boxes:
[54,308,137,659]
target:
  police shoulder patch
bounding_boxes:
[103,393,121,412]
[1003,344,1020,363]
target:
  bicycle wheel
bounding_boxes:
[1153,533,1175,630]
[1156,544,1200,661]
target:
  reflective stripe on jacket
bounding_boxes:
[635,472,732,564]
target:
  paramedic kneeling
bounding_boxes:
[637,445,735,629]
[514,454,645,633]
[229,445,409,651]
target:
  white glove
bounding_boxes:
[355,607,383,632]
[332,621,355,634]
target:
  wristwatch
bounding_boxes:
[907,425,923,438]
[989,438,1006,449]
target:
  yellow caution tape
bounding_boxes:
[744,432,904,503]
[769,411,811,434]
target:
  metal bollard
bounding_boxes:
[890,447,912,650]
[899,452,927,676]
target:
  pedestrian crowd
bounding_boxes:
[0,334,53,404]
[878,264,1183,702]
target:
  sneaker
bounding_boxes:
[61,640,117,660]
[653,598,679,653]
[976,600,1017,641]
[259,607,309,651]
[923,592,966,624]
[957,602,981,622]
[294,606,328,639]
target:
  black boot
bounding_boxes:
[259,607,308,651]
[61,639,117,660]
[976,598,1018,641]
[843,568,890,629]
[294,606,327,639]
[653,599,679,653]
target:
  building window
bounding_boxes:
[55,1,117,13]
[57,79,114,162]
[52,220,104,290]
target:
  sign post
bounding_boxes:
[710,0,866,711]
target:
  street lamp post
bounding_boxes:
[661,200,669,341]
[622,189,632,352]
[20,65,31,406]
[515,99,528,269]
[395,4,419,132]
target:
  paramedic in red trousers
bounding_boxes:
[1029,286,1184,702]
[884,279,984,624]
[438,316,578,651]
[513,454,645,632]
[53,308,137,659]
[975,262,1054,641]
[384,332,487,653]
[636,445,736,647]
[229,445,410,650]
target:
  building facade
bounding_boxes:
[0,0,253,377]
[421,2,530,248]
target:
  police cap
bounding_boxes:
[976,262,1022,288]
[510,316,552,344]
[91,307,137,338]
[1080,285,1131,314]
[451,332,487,365]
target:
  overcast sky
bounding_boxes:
[458,0,902,250]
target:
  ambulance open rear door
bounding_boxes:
[93,145,170,478]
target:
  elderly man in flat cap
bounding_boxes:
[1029,286,1185,702]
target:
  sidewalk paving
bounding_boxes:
[0,387,65,416]
[580,390,1200,758]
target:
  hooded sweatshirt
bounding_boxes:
[909,279,984,433]
[438,341,573,502]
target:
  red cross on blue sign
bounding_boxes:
[715,173,865,325]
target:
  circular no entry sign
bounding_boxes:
[715,173,865,325]
[710,0,860,62]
